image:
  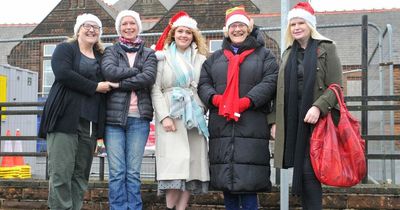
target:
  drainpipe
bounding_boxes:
[280,0,289,209]
[386,24,395,184]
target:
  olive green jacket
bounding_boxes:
[268,40,343,168]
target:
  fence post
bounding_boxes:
[279,1,289,209]
[100,157,104,181]
[361,15,369,184]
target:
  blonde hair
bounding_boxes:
[284,19,331,48]
[68,31,105,54]
[164,26,208,56]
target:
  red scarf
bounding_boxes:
[220,49,255,121]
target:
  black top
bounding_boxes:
[80,54,101,123]
[38,41,106,139]
[297,48,305,99]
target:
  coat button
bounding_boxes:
[319,86,323,90]
[317,67,320,71]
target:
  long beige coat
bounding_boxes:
[151,44,210,182]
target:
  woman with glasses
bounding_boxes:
[198,6,278,210]
[39,13,111,209]
[101,10,157,209]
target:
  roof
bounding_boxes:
[253,8,400,65]
[96,0,118,19]
[114,0,178,11]
[0,24,36,65]
[159,0,179,10]
[149,0,260,32]
[22,0,118,37]
[113,0,136,12]
[0,64,38,75]
[128,0,167,19]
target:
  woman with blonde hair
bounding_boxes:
[270,2,343,209]
[151,11,210,210]
[101,10,157,209]
[39,13,111,209]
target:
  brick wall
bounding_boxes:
[7,0,116,92]
[0,180,399,210]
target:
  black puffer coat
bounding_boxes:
[101,42,157,125]
[198,33,278,192]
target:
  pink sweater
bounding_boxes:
[127,52,139,116]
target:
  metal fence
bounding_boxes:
[0,23,399,184]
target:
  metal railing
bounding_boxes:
[0,102,156,181]
[1,99,399,183]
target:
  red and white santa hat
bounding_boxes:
[225,5,250,28]
[285,2,331,47]
[153,11,197,60]
[172,15,198,30]
[287,2,316,28]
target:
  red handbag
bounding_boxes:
[310,84,366,187]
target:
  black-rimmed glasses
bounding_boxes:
[82,23,101,32]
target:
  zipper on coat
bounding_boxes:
[230,121,235,190]
[89,121,92,137]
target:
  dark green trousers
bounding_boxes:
[47,119,97,210]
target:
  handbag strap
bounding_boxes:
[328,84,347,112]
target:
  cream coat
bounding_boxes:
[151,44,210,181]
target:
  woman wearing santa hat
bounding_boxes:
[151,11,210,210]
[39,13,111,209]
[101,10,157,209]
[198,5,278,210]
[269,2,343,209]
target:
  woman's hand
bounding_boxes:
[109,82,119,89]
[96,81,112,93]
[161,117,176,132]
[304,106,321,124]
[270,124,276,140]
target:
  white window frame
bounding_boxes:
[42,44,57,94]
[209,39,223,53]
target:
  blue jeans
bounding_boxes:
[223,192,258,210]
[105,117,150,210]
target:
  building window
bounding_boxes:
[41,43,112,95]
[143,0,153,4]
[209,40,223,53]
[42,44,56,94]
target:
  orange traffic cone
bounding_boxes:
[1,130,14,167]
[13,129,25,166]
